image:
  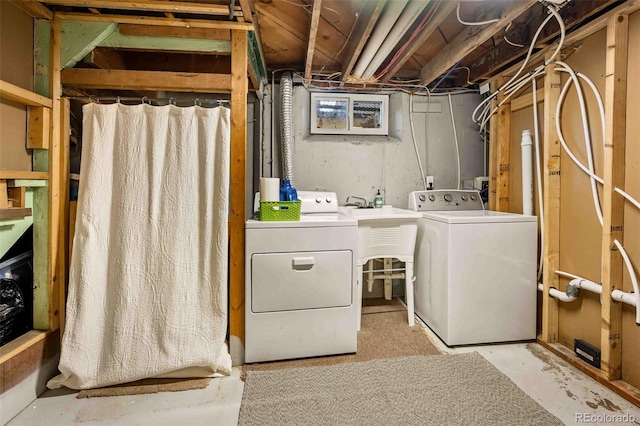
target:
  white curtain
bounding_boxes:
[48,103,232,390]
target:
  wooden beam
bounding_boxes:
[119,24,231,40]
[0,331,48,364]
[511,88,544,112]
[60,20,118,69]
[61,68,232,93]
[0,208,33,220]
[55,12,253,31]
[0,171,49,180]
[58,98,71,340]
[541,53,561,343]
[340,0,385,82]
[83,47,127,69]
[496,76,511,212]
[9,0,53,19]
[99,31,232,54]
[48,14,62,332]
[238,0,253,23]
[229,29,248,366]
[304,0,323,80]
[468,1,617,82]
[39,0,240,16]
[0,80,53,107]
[488,81,498,211]
[380,1,458,83]
[88,7,101,14]
[600,12,628,382]
[27,106,51,149]
[419,0,538,85]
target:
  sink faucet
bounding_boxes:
[345,196,367,208]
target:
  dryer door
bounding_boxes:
[251,250,352,313]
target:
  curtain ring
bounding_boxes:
[169,97,176,106]
[116,96,121,104]
[89,95,98,104]
[194,97,201,107]
[141,96,150,105]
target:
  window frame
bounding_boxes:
[310,93,389,136]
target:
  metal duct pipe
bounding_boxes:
[279,72,295,184]
[361,0,429,80]
[352,0,408,79]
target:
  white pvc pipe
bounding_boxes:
[352,1,408,78]
[361,1,428,80]
[613,239,640,324]
[537,283,577,303]
[521,129,534,216]
[532,77,544,281]
[448,93,461,190]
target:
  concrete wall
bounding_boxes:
[279,87,485,208]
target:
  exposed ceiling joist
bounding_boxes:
[419,0,538,85]
[468,0,618,83]
[39,0,242,17]
[238,0,253,23]
[340,0,386,83]
[100,32,232,54]
[379,0,458,82]
[304,0,323,79]
[83,48,126,69]
[61,68,232,92]
[119,24,231,40]
[60,20,118,69]
[9,0,53,19]
[55,12,254,31]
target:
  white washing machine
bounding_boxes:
[408,190,537,346]
[245,191,358,363]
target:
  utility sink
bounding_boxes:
[338,206,422,224]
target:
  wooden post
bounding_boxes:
[488,79,498,211]
[496,76,511,212]
[229,29,248,365]
[600,13,628,381]
[58,98,70,338]
[541,53,561,343]
[48,14,62,332]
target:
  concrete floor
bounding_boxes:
[8,317,640,426]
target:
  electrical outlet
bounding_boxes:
[426,176,434,190]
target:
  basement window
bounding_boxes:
[310,93,389,136]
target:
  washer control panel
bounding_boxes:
[408,190,484,211]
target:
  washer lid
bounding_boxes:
[246,213,357,229]
[422,210,537,224]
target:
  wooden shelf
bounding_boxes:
[0,171,49,180]
[0,208,32,220]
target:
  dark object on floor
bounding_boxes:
[76,378,212,398]
[574,339,601,369]
[0,278,26,345]
[239,353,563,425]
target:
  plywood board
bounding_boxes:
[555,29,607,351]
[621,10,640,390]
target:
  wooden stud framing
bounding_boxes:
[9,0,53,20]
[600,13,628,381]
[304,0,322,80]
[541,53,561,343]
[118,24,231,40]
[40,0,240,17]
[496,76,511,212]
[27,107,51,149]
[511,88,544,113]
[58,98,70,338]
[229,29,248,366]
[488,79,498,211]
[0,79,53,107]
[61,69,232,93]
[48,14,62,332]
[0,171,49,180]
[55,12,253,31]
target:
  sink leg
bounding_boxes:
[405,261,415,327]
[384,258,393,300]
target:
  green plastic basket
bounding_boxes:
[260,200,301,221]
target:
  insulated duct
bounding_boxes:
[279,72,295,184]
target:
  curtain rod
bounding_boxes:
[63,96,230,106]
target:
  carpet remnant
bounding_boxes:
[239,353,562,425]
[76,378,211,398]
[243,299,440,373]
